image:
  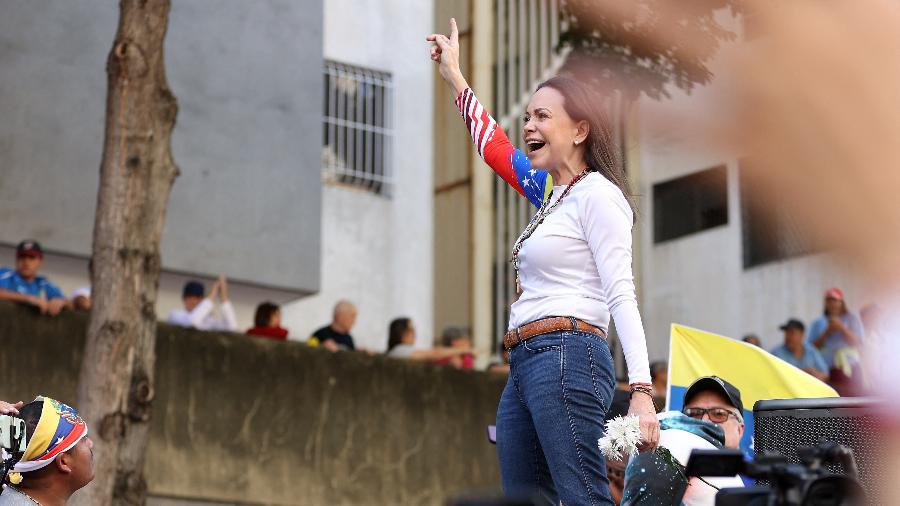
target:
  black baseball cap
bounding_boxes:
[182,280,205,298]
[779,318,805,332]
[16,240,43,258]
[684,376,744,413]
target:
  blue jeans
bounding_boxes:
[497,330,616,506]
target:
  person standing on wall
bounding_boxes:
[808,287,865,395]
[427,19,659,505]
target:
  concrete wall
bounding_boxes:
[280,0,435,351]
[0,0,323,294]
[632,24,866,357]
[0,301,504,505]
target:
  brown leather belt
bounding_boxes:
[503,316,607,350]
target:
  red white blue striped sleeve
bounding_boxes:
[455,88,551,208]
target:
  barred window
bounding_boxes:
[322,61,393,194]
[653,165,729,243]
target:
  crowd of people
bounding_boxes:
[741,287,876,396]
[0,239,485,371]
[0,239,884,385]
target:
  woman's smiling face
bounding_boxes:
[522,86,585,170]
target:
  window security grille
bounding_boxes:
[322,61,393,194]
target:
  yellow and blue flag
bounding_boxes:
[666,324,838,455]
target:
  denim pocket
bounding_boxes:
[586,337,615,410]
[521,332,563,353]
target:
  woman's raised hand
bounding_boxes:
[427,18,468,95]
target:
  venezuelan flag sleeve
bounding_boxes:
[667,324,838,456]
[456,88,551,208]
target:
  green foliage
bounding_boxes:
[559,0,740,101]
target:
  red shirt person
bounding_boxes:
[246,301,289,340]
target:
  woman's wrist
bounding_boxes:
[629,388,658,412]
[442,70,468,96]
[628,394,655,414]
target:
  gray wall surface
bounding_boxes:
[0,301,505,505]
[0,0,323,294]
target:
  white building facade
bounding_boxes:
[280,0,435,351]
[0,0,434,352]
[631,32,866,359]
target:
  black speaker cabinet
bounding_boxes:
[753,397,882,496]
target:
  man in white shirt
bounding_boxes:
[167,276,238,332]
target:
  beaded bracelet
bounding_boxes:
[630,386,653,397]
[629,385,658,411]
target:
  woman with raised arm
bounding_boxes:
[427,18,659,505]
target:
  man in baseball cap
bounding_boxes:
[0,396,94,505]
[0,240,69,316]
[682,376,745,449]
[771,319,829,381]
[622,378,747,504]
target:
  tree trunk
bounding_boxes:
[74,1,178,505]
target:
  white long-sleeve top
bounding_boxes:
[511,173,651,384]
[455,88,651,384]
[167,298,238,332]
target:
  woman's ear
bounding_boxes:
[574,119,590,145]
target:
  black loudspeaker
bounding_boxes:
[753,397,882,495]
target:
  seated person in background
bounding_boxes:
[741,334,762,347]
[0,240,69,316]
[432,326,475,369]
[246,301,289,340]
[309,300,357,352]
[385,317,473,363]
[167,276,237,331]
[71,286,91,312]
[770,318,829,381]
[623,376,746,506]
[650,360,668,409]
[0,396,94,505]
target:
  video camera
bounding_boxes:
[0,414,28,484]
[686,442,864,506]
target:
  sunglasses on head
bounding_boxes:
[683,406,740,424]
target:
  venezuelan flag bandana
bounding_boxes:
[13,396,89,473]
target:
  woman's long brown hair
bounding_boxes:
[536,76,637,220]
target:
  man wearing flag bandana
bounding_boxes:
[1,397,94,505]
